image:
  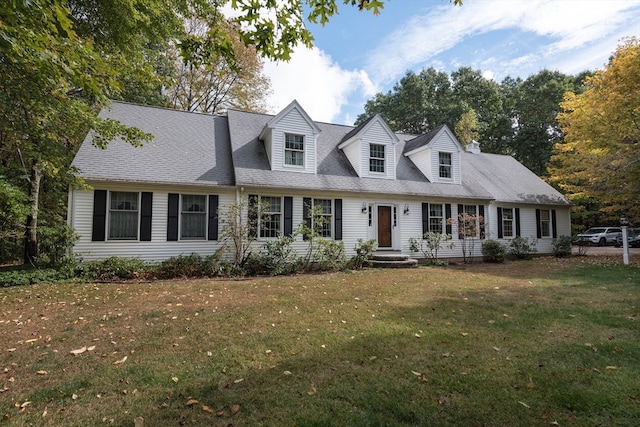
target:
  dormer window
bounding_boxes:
[285,133,304,166]
[439,152,452,179]
[369,144,385,173]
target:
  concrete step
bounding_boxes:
[369,252,418,268]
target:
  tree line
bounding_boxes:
[358,38,639,230]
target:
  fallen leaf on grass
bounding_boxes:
[36,370,47,375]
[0,387,9,393]
[230,404,240,415]
[186,399,198,406]
[202,405,214,413]
[606,366,617,370]
[233,378,244,384]
[460,332,468,337]
[113,356,127,365]
[411,371,428,382]
[171,377,179,383]
[70,347,87,355]
[307,384,317,395]
[518,401,530,408]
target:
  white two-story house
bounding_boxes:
[68,100,571,261]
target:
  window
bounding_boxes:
[439,152,452,179]
[501,207,515,238]
[285,133,304,166]
[109,191,139,240]
[429,203,444,234]
[539,209,551,237]
[313,199,333,238]
[458,204,479,239]
[260,196,282,238]
[369,144,385,173]
[180,195,207,240]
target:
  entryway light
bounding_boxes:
[403,204,410,215]
[362,202,367,213]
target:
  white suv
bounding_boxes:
[575,227,622,246]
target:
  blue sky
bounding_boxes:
[260,0,640,125]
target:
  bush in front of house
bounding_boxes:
[248,234,304,276]
[313,238,347,271]
[481,239,507,263]
[350,238,377,269]
[509,236,537,260]
[552,235,573,258]
[77,256,150,282]
[155,252,224,279]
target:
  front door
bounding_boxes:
[377,206,392,248]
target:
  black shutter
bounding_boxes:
[445,204,452,235]
[302,197,312,241]
[334,199,343,240]
[92,190,107,241]
[478,205,485,239]
[208,195,219,241]
[167,193,179,241]
[140,192,153,241]
[515,208,521,237]
[551,209,557,238]
[248,194,258,238]
[284,196,293,237]
[497,207,503,238]
[422,203,429,236]
[535,209,542,239]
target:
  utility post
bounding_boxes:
[620,215,629,265]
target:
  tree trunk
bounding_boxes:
[23,163,42,264]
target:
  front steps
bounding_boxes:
[368,252,418,268]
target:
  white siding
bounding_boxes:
[341,140,361,176]
[486,203,572,255]
[70,185,235,262]
[406,148,432,181]
[360,121,396,180]
[270,108,317,174]
[430,132,461,185]
[70,183,571,262]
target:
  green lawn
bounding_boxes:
[1,256,639,426]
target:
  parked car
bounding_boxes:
[614,227,640,248]
[575,227,622,246]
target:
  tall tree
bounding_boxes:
[550,37,640,223]
[167,18,271,114]
[454,108,480,146]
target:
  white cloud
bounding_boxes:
[365,0,640,85]
[262,47,376,123]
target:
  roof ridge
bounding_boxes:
[109,100,224,118]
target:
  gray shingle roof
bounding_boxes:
[72,102,569,206]
[72,101,235,187]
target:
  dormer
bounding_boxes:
[403,125,463,184]
[259,100,321,174]
[338,115,399,180]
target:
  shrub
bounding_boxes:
[251,235,303,276]
[509,236,537,260]
[36,224,79,268]
[0,267,69,287]
[409,232,455,264]
[155,252,223,279]
[351,238,377,269]
[313,238,347,271]
[77,257,149,282]
[481,239,507,262]
[552,235,573,258]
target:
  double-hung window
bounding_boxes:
[313,199,333,238]
[260,196,282,238]
[180,195,207,240]
[539,209,551,237]
[369,144,385,173]
[109,191,139,240]
[439,152,452,179]
[429,203,444,234]
[501,207,515,238]
[285,133,304,166]
[458,204,479,239]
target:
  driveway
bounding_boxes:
[572,245,640,256]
